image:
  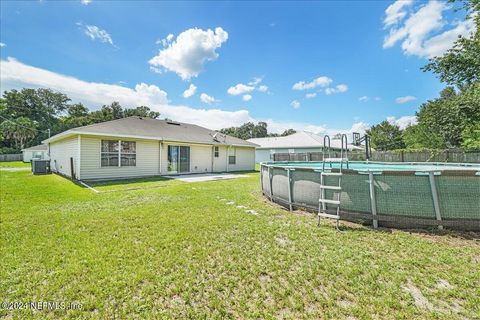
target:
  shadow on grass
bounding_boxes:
[85,176,172,188]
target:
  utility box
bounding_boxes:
[32,159,51,175]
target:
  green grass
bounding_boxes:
[0,161,30,168]
[1,170,479,319]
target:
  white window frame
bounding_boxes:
[101,140,136,167]
[228,147,236,165]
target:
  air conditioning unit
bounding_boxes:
[32,159,51,175]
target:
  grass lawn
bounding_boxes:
[1,170,479,319]
[0,161,30,168]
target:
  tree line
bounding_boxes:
[220,122,296,140]
[0,89,160,153]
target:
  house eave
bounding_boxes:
[44,131,257,148]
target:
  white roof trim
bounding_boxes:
[43,131,256,148]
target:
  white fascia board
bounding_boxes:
[42,130,77,144]
[44,130,257,148]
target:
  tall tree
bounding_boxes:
[0,117,37,150]
[402,124,445,149]
[220,122,271,140]
[416,84,480,147]
[0,88,70,147]
[366,120,405,151]
[124,106,160,119]
[281,129,296,136]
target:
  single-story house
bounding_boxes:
[42,116,258,180]
[247,131,362,163]
[22,144,49,162]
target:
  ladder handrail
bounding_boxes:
[322,135,331,171]
[340,134,349,171]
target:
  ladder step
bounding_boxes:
[320,185,341,191]
[319,199,341,205]
[318,212,340,219]
[321,172,343,176]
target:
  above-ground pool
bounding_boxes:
[260,161,480,230]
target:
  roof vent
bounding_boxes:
[212,131,226,143]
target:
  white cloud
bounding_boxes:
[383,0,476,58]
[325,84,348,95]
[227,83,255,96]
[83,24,115,46]
[0,43,5,48]
[248,77,262,86]
[422,18,476,57]
[183,84,197,98]
[242,94,252,102]
[1,57,168,106]
[306,93,317,99]
[374,97,382,101]
[229,78,269,98]
[264,119,326,135]
[349,122,370,135]
[257,85,268,92]
[200,93,215,104]
[0,57,247,129]
[387,115,418,129]
[291,100,300,109]
[0,57,385,136]
[395,95,416,104]
[359,96,369,102]
[149,27,228,80]
[292,76,332,90]
[383,0,413,27]
[80,0,92,4]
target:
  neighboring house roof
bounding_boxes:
[43,117,258,147]
[247,131,362,150]
[22,144,48,152]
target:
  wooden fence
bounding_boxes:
[273,149,480,163]
[0,154,22,162]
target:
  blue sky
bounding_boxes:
[0,0,475,134]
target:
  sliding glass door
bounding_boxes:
[179,146,190,173]
[168,145,190,173]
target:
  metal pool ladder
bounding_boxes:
[318,171,342,230]
[318,134,349,230]
[322,134,349,171]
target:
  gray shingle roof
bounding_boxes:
[45,117,257,147]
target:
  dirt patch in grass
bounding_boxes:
[402,282,433,311]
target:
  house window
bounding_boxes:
[101,140,119,167]
[214,146,219,158]
[228,147,236,165]
[101,140,136,167]
[288,148,295,153]
[120,141,136,166]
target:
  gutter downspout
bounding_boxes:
[77,135,81,180]
[211,146,214,173]
[159,141,163,175]
[226,145,230,173]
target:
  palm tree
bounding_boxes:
[0,117,37,150]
